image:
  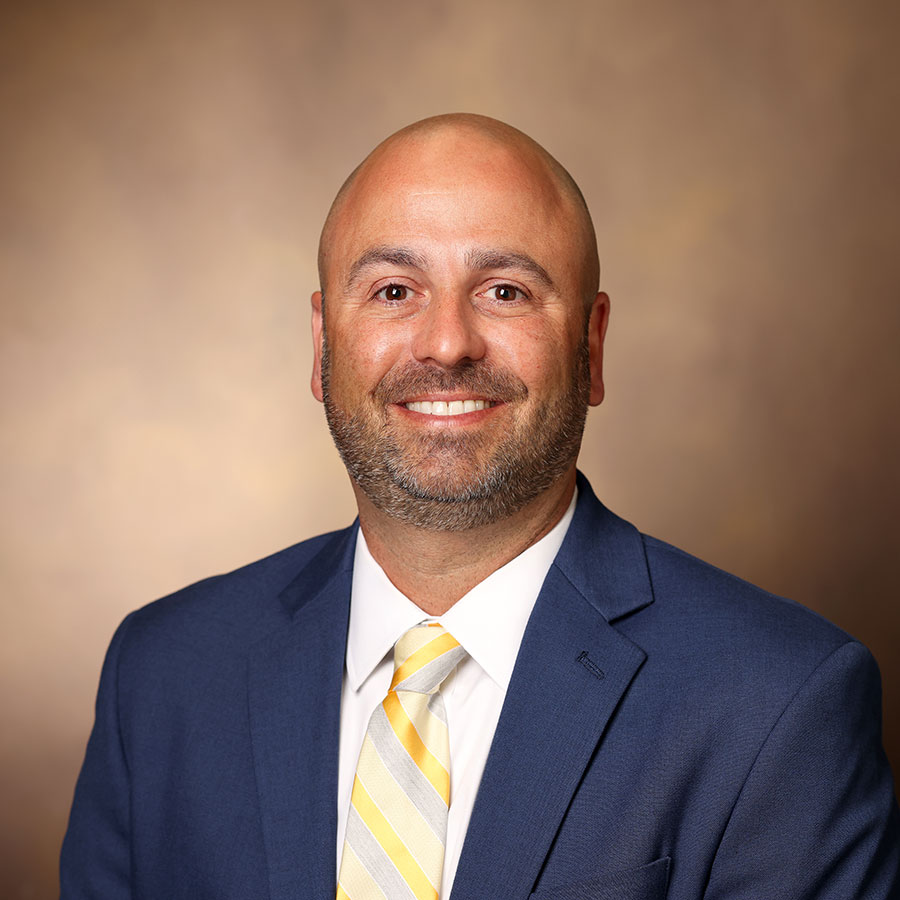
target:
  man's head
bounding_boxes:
[311,113,609,530]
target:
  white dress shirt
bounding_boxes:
[336,490,577,897]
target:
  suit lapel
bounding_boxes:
[451,475,654,899]
[248,526,356,900]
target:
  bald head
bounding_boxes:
[317,114,600,307]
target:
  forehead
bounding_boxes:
[324,132,581,284]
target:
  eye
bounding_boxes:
[374,284,410,303]
[486,284,526,303]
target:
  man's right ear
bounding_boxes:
[310,291,324,402]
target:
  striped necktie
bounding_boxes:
[337,623,467,900]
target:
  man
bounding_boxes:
[62,114,899,899]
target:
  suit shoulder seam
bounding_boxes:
[642,535,780,594]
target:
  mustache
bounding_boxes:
[374,361,529,404]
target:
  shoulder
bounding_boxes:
[641,532,851,646]
[112,525,354,666]
[625,532,867,713]
[567,475,856,674]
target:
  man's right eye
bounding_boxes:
[374,284,409,303]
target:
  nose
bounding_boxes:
[410,290,487,368]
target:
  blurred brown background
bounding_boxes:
[2,0,899,895]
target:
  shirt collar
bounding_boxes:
[346,533,428,692]
[346,489,577,693]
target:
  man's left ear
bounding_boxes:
[588,292,610,407]
[310,290,325,403]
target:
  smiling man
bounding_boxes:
[62,115,899,900]
[312,116,606,609]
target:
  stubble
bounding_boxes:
[320,329,591,531]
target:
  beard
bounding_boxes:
[320,333,591,531]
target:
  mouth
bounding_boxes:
[376,360,526,423]
[403,399,496,417]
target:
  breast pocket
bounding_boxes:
[528,856,670,900]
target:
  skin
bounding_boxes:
[311,114,609,614]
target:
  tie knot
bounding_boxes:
[391,623,466,694]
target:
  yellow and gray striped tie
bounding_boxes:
[337,623,467,900]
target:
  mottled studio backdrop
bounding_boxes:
[2,0,899,895]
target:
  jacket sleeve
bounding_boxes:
[60,614,135,900]
[705,640,900,899]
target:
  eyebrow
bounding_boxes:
[343,245,556,292]
[464,249,556,290]
[345,246,428,291]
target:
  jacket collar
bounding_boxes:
[277,521,358,619]
[276,470,654,624]
[555,470,655,623]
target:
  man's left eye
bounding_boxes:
[488,284,524,302]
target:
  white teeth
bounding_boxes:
[405,399,491,416]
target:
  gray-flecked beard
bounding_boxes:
[320,337,591,531]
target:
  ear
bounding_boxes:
[310,290,324,402]
[587,292,610,406]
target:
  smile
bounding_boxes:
[404,399,495,416]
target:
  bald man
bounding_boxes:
[62,115,899,900]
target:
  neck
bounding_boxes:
[353,468,577,616]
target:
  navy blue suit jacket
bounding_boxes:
[61,474,900,898]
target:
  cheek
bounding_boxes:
[328,321,409,395]
[490,319,573,388]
